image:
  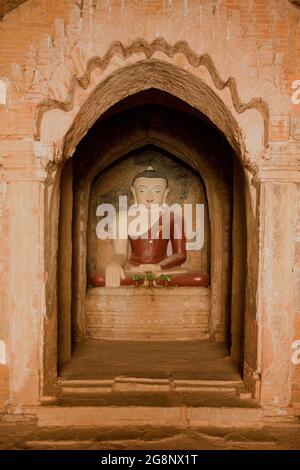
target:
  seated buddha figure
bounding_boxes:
[90,167,209,288]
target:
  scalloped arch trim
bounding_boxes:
[35,38,269,147]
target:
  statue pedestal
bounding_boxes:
[85,287,211,341]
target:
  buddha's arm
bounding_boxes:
[105,213,128,286]
[105,239,127,287]
[107,211,128,266]
[159,217,186,269]
[159,252,186,270]
[110,238,128,266]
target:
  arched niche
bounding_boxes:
[48,95,249,394]
[42,75,256,398]
[87,147,210,280]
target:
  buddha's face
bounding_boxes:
[133,177,168,208]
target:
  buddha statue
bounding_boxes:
[90,167,209,288]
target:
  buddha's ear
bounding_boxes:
[130,185,138,207]
[163,187,170,204]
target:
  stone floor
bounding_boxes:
[2,339,297,450]
[60,339,241,381]
[0,422,300,450]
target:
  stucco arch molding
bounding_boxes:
[34,39,270,171]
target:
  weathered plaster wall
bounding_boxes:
[0,0,299,413]
[292,185,300,409]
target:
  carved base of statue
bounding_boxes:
[85,286,211,341]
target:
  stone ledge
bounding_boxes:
[37,404,263,428]
[86,286,211,296]
[255,168,300,183]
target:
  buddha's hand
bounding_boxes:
[138,264,162,273]
[105,261,125,287]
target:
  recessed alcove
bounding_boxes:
[85,147,211,340]
[87,147,210,281]
[1,0,298,420]
[55,90,247,387]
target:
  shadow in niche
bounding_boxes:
[56,90,246,384]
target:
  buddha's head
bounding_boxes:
[131,166,169,208]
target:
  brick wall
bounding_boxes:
[0,0,299,409]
